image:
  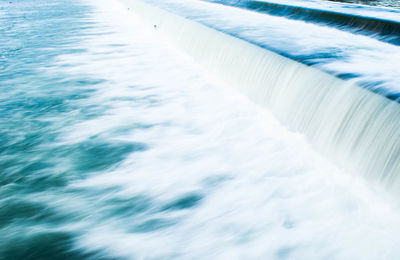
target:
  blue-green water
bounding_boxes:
[1,0,400,259]
[0,0,124,258]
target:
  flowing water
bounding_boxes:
[1,0,400,259]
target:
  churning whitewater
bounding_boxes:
[1,0,400,259]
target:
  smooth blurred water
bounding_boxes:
[1,0,400,259]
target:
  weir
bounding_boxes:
[119,0,400,196]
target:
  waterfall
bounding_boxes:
[119,0,400,196]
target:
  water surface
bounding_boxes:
[1,0,400,259]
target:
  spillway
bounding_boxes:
[119,0,400,196]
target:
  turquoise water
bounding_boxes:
[2,0,400,259]
[0,0,120,258]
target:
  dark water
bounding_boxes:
[328,0,400,8]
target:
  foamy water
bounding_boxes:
[1,0,400,259]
